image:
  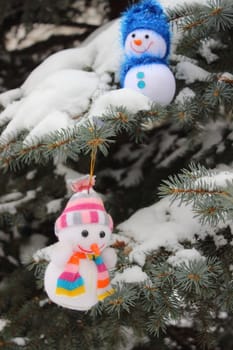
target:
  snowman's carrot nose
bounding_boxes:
[91,243,100,255]
[134,39,142,46]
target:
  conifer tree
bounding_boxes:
[0,1,233,349]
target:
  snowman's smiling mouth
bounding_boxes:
[78,244,105,253]
[130,41,154,54]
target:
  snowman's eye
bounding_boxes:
[81,230,89,237]
[99,231,106,238]
[131,33,136,38]
[145,34,149,39]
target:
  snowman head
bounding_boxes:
[57,224,112,254]
[121,0,170,60]
[55,179,113,255]
[124,29,167,58]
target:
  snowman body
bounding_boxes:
[121,26,176,105]
[124,63,176,105]
[45,252,99,310]
[44,223,116,311]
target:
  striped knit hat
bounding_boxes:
[55,177,113,235]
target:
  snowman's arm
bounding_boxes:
[50,242,73,268]
[101,247,117,270]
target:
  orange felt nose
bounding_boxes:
[91,243,100,255]
[134,39,142,46]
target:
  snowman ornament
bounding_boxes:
[120,0,176,105]
[44,176,117,311]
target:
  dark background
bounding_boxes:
[0,0,134,92]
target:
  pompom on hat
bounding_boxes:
[55,176,113,235]
[121,0,170,58]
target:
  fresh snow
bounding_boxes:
[169,316,193,329]
[112,266,149,284]
[213,234,227,248]
[26,170,37,180]
[160,0,204,7]
[5,24,86,51]
[0,192,23,203]
[39,298,50,307]
[116,168,233,276]
[175,61,210,84]
[4,0,107,51]
[2,20,120,101]
[118,196,206,259]
[0,191,36,214]
[34,192,210,284]
[0,319,8,332]
[6,255,18,266]
[158,137,187,168]
[0,19,120,141]
[199,39,226,64]
[24,111,71,144]
[118,326,149,350]
[11,338,28,346]
[0,0,212,142]
[194,120,226,159]
[175,87,196,104]
[34,169,233,284]
[0,70,100,141]
[46,198,63,214]
[167,248,204,266]
[194,171,233,189]
[88,88,152,121]
[219,72,233,82]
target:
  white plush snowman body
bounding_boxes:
[124,63,176,105]
[44,178,117,311]
[122,28,176,105]
[45,249,98,310]
[45,224,116,310]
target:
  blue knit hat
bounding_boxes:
[121,0,170,58]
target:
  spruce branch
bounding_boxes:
[172,98,199,127]
[78,119,115,157]
[159,163,233,224]
[203,0,233,31]
[150,262,174,288]
[0,122,116,170]
[179,162,214,180]
[102,104,168,143]
[104,284,138,318]
[203,80,233,109]
[193,198,229,225]
[173,0,233,54]
[27,259,48,289]
[166,3,201,26]
[140,284,159,313]
[219,280,233,311]
[181,0,233,33]
[0,212,15,228]
[101,106,136,134]
[175,258,221,295]
[29,242,232,349]
[0,138,18,153]
[1,72,233,171]
[146,313,169,337]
